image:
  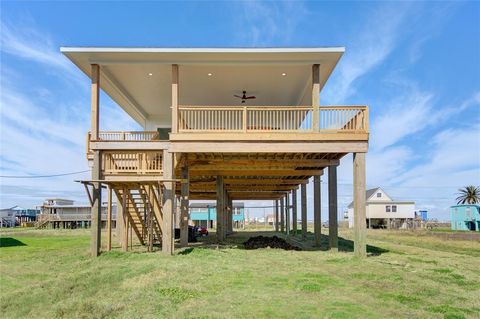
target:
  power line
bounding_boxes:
[0,170,91,179]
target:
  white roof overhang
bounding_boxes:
[61,47,345,127]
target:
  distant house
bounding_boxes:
[0,206,39,227]
[37,198,116,229]
[450,204,480,231]
[189,202,245,229]
[347,187,415,229]
[0,207,16,227]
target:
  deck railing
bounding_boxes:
[86,106,368,160]
[102,151,163,175]
[98,131,159,141]
[178,106,368,133]
[86,131,160,159]
[37,213,114,222]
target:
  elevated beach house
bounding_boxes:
[451,204,480,231]
[61,47,369,256]
[346,187,415,229]
[37,198,116,229]
[189,202,245,229]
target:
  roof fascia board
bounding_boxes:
[86,60,339,66]
[60,47,345,53]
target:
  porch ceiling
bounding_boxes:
[61,47,344,127]
[177,152,346,200]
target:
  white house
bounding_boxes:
[0,207,16,227]
[37,198,116,229]
[347,187,415,229]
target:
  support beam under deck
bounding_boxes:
[314,175,321,247]
[353,153,367,257]
[162,151,175,255]
[275,200,279,232]
[180,164,189,247]
[292,189,297,234]
[280,196,285,233]
[216,176,225,241]
[91,151,102,257]
[301,183,307,240]
[328,165,338,251]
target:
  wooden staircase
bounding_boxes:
[36,219,50,229]
[114,184,164,250]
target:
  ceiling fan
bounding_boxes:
[234,90,256,103]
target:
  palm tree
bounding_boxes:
[456,186,480,205]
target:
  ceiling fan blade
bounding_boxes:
[245,96,256,99]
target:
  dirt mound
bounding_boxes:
[243,235,301,251]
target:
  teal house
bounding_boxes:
[190,202,245,229]
[450,205,480,231]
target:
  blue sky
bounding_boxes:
[0,1,479,220]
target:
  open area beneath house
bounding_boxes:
[1,228,479,319]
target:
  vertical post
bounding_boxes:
[162,151,175,255]
[122,187,128,252]
[312,64,320,131]
[216,176,225,241]
[116,191,124,248]
[292,189,297,235]
[90,63,101,257]
[130,222,133,250]
[147,186,154,252]
[329,165,338,251]
[90,64,100,140]
[314,175,321,247]
[171,64,179,133]
[285,193,290,235]
[280,196,285,233]
[274,200,279,232]
[223,188,228,236]
[353,153,367,257]
[107,186,112,251]
[180,164,189,247]
[90,153,102,255]
[301,183,307,240]
[228,197,233,233]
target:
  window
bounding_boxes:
[392,205,397,212]
[377,193,382,198]
[386,205,391,212]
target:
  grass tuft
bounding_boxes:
[156,287,200,304]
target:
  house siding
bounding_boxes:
[450,205,480,231]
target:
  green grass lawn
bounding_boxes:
[0,228,479,319]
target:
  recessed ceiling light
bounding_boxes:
[207,73,213,76]
[148,73,153,76]
[281,73,287,76]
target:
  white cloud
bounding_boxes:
[371,90,434,150]
[394,124,480,185]
[322,4,413,104]
[236,1,309,46]
[0,21,81,82]
[0,20,139,208]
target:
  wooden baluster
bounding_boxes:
[243,107,247,132]
[253,110,255,130]
[269,110,271,130]
[277,110,279,130]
